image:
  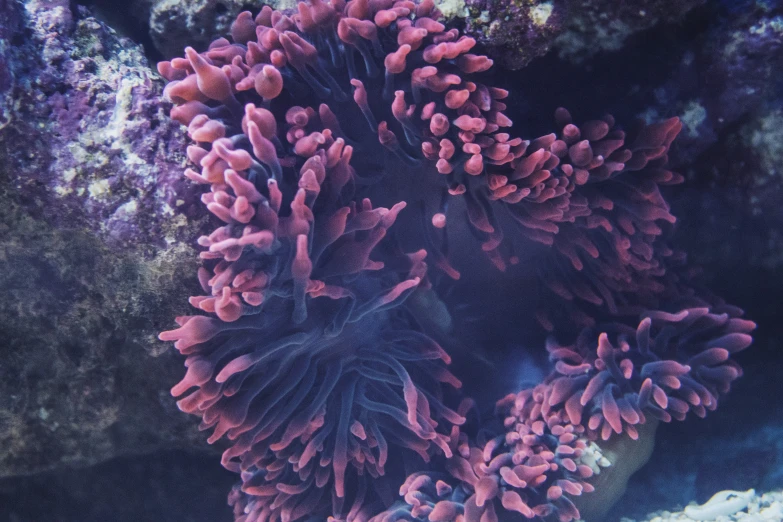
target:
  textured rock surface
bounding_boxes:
[620,488,783,522]
[462,0,565,70]
[446,0,705,70]
[85,0,298,59]
[147,0,268,59]
[553,0,705,62]
[87,0,705,69]
[662,2,783,283]
[0,0,213,479]
[0,450,236,522]
[640,1,783,160]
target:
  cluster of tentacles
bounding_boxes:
[156,1,755,521]
[157,91,469,520]
[371,304,754,522]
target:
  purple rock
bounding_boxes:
[0,0,213,479]
[463,0,565,70]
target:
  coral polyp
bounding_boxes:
[156,0,755,521]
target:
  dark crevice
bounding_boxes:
[74,0,163,63]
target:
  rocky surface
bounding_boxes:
[145,0,275,59]
[442,0,705,70]
[0,450,236,522]
[661,1,783,311]
[84,0,300,59]
[80,0,709,68]
[461,0,564,70]
[553,0,705,62]
[0,0,213,480]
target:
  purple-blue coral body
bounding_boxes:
[156,1,755,521]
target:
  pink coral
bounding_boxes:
[155,1,755,521]
[531,110,685,329]
[542,304,755,439]
[158,15,469,517]
[369,305,754,522]
[158,0,686,322]
[368,385,597,521]
[158,122,464,518]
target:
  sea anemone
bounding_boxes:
[369,304,755,522]
[155,1,755,521]
[157,8,471,515]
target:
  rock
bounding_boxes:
[554,0,705,62]
[461,0,565,70]
[0,0,213,479]
[664,3,783,293]
[452,0,705,70]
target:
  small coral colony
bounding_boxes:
[156,1,755,521]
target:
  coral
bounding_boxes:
[157,2,476,518]
[368,305,754,522]
[159,107,465,518]
[373,389,604,521]
[539,306,754,439]
[158,2,691,330]
[155,1,756,521]
[521,109,685,331]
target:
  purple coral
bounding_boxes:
[370,305,754,522]
[158,91,464,522]
[543,305,754,438]
[155,1,755,521]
